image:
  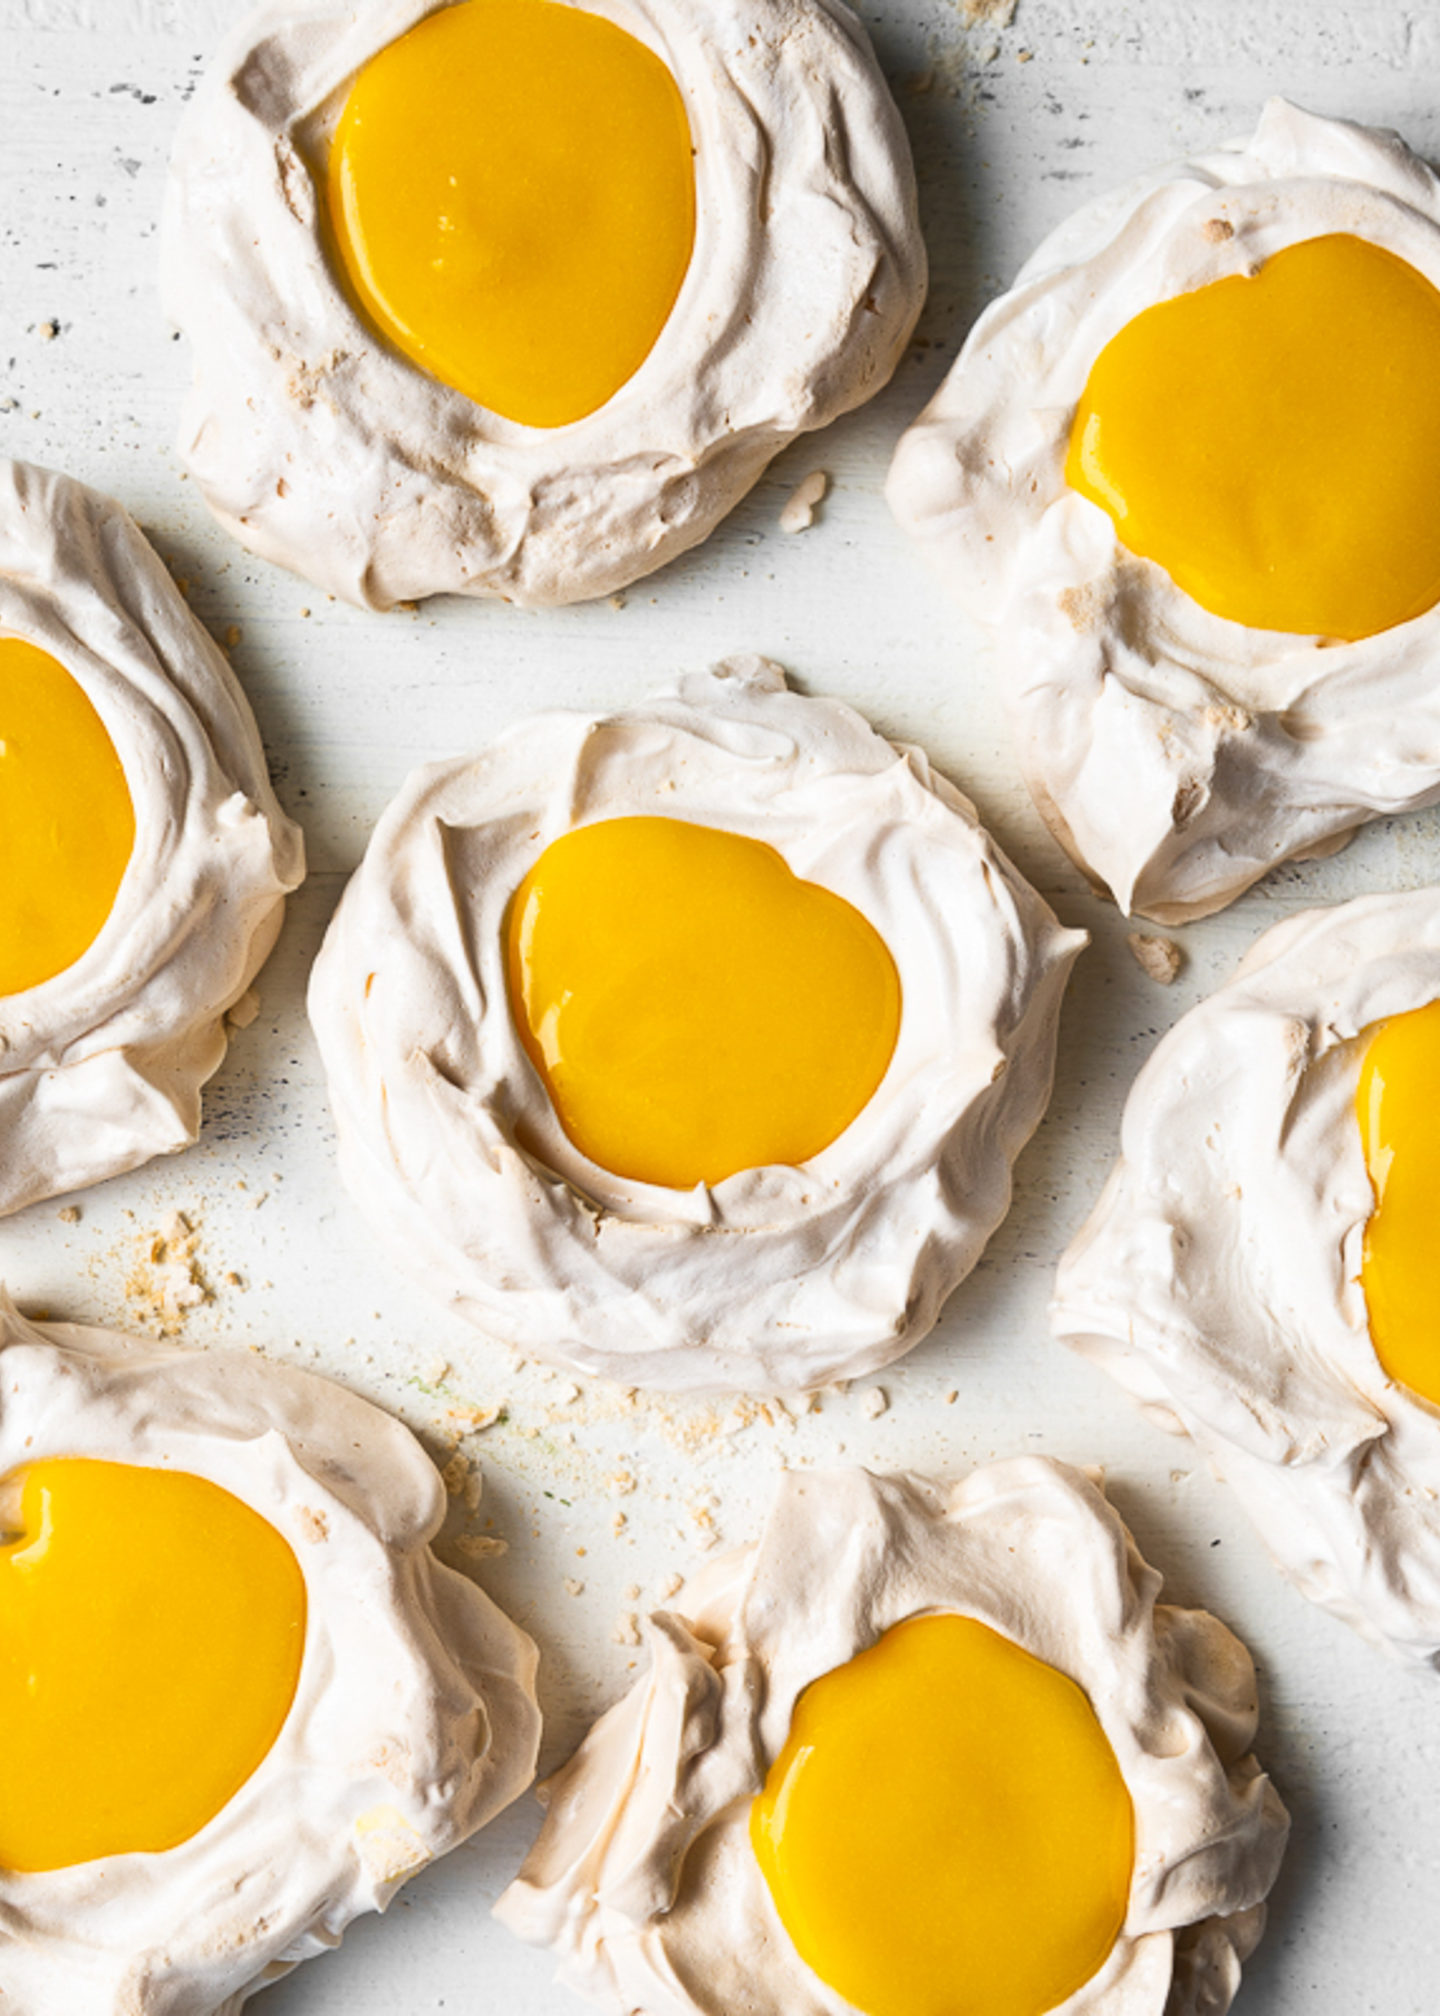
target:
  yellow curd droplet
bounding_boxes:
[505,816,902,1190]
[750,1612,1135,2016]
[0,1458,307,1872]
[1065,232,1440,641]
[1357,996,1440,1406]
[326,0,696,429]
[0,636,135,998]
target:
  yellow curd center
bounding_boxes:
[1357,996,1440,1406]
[0,1458,307,1872]
[0,636,135,997]
[326,0,696,428]
[750,1612,1135,2016]
[505,815,902,1190]
[1066,232,1440,641]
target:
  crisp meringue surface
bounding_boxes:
[0,1290,541,2016]
[496,1460,1289,2016]
[1052,884,1440,1667]
[0,460,305,1218]
[307,655,1086,1393]
[159,0,926,612]
[886,98,1440,925]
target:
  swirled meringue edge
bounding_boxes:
[887,97,1440,923]
[496,1459,1288,2016]
[0,1290,541,2016]
[1052,885,1440,1665]
[307,655,1086,1392]
[0,459,305,1216]
[159,0,925,611]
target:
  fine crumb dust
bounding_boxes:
[122,1212,211,1336]
[959,0,1017,24]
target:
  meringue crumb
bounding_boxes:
[297,1508,329,1544]
[624,1583,641,1601]
[612,1511,628,1535]
[608,593,627,611]
[1202,217,1235,243]
[225,987,261,1029]
[608,1469,638,1496]
[612,1612,642,1647]
[464,1468,483,1512]
[454,1533,508,1559]
[448,1400,502,1432]
[57,1205,80,1224]
[860,1387,888,1420]
[440,1453,471,1497]
[565,1577,586,1597]
[1128,933,1184,985]
[944,1390,959,1405]
[960,0,1016,22]
[658,1571,685,1601]
[224,623,242,649]
[124,1212,210,1336]
[779,470,829,533]
[38,318,59,341]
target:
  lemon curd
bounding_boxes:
[750,1612,1135,2016]
[0,1458,307,1872]
[504,816,902,1190]
[0,637,135,998]
[326,0,696,428]
[1066,232,1440,641]
[1357,997,1440,1406]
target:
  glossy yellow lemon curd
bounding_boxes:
[0,1458,307,1872]
[326,0,696,428]
[1066,232,1440,641]
[505,816,902,1190]
[0,637,135,998]
[1358,996,1440,1406]
[750,1612,1135,2016]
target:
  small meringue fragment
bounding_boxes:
[308,656,1085,1392]
[0,461,304,1216]
[0,1291,540,2015]
[887,99,1440,923]
[1053,885,1440,1666]
[496,1461,1288,2016]
[160,0,925,610]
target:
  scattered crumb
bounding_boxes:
[779,469,829,534]
[612,1510,628,1535]
[124,1212,210,1336]
[1016,45,1033,61]
[959,0,1016,22]
[564,1577,586,1597]
[57,1205,80,1225]
[612,1612,642,1647]
[448,1400,502,1433]
[224,623,242,649]
[1127,933,1183,985]
[463,1468,483,1512]
[225,988,261,1030]
[298,1508,330,1544]
[860,1387,889,1420]
[608,593,627,611]
[224,1270,244,1289]
[624,1583,641,1601]
[607,1469,638,1496]
[38,318,58,341]
[454,1533,508,1559]
[1202,217,1235,243]
[440,1453,471,1497]
[658,1571,685,1601]
[944,1390,959,1406]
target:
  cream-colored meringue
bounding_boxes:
[159,0,925,611]
[497,1460,1289,2016]
[0,1291,540,2016]
[1054,885,1440,1667]
[0,460,304,1218]
[887,99,1440,924]
[307,655,1085,1392]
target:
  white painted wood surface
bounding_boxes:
[3,0,1440,2009]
